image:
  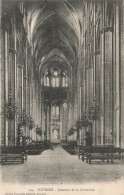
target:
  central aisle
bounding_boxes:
[1,146,124,184]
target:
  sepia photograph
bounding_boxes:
[0,0,124,194]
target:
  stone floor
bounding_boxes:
[0,145,124,185]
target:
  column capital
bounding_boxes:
[100,26,113,33]
[93,50,100,55]
[24,76,28,80]
[86,64,93,69]
[17,65,23,69]
[9,48,19,54]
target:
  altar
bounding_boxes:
[50,122,62,143]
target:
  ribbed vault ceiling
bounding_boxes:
[25,0,84,73]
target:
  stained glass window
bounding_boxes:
[52,69,59,87]
[52,105,60,120]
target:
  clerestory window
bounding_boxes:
[52,69,59,87]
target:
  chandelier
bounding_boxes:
[88,96,102,120]
[36,125,42,135]
[76,119,82,129]
[68,127,76,136]
[28,115,35,129]
[19,108,29,126]
[81,113,90,127]
[1,94,17,120]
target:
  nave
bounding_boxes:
[1,145,124,184]
[0,0,124,189]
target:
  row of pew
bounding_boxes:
[1,142,124,165]
[62,141,78,155]
[62,142,124,164]
[0,141,51,165]
[78,145,124,164]
[1,145,27,164]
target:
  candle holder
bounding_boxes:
[88,96,102,120]
[36,125,42,135]
[1,94,17,120]
[76,119,82,129]
[28,116,35,129]
[19,108,29,126]
[68,127,76,136]
[81,112,90,127]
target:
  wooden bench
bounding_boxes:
[1,146,27,164]
[81,146,124,164]
[26,143,45,155]
[1,153,24,164]
[78,145,87,159]
[44,141,51,150]
[62,142,77,155]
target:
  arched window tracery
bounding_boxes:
[52,69,59,87]
[43,70,51,86]
[52,105,60,121]
[42,68,69,87]
[62,71,68,87]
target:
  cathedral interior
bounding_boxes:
[0,0,124,186]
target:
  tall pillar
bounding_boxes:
[95,52,101,145]
[17,64,21,142]
[100,28,105,145]
[120,1,124,148]
[60,103,63,140]
[8,48,15,145]
[100,23,113,145]
[21,67,24,110]
[62,104,66,140]
[79,86,82,145]
[25,41,28,138]
[49,95,52,141]
[91,57,96,146]
[14,21,17,146]
[94,7,101,145]
[29,85,32,142]
[115,3,120,147]
[47,105,50,140]
[105,28,113,145]
[0,0,2,147]
[41,100,45,141]
[5,30,8,146]
[92,3,96,146]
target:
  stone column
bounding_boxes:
[92,3,96,145]
[105,28,113,145]
[60,103,63,140]
[101,26,113,145]
[27,84,30,139]
[100,28,105,145]
[14,21,17,146]
[62,104,66,140]
[5,30,8,146]
[65,101,70,141]
[0,0,2,147]
[41,100,45,141]
[91,56,96,145]
[120,1,124,148]
[79,86,82,145]
[29,85,32,142]
[95,52,101,145]
[49,95,53,141]
[8,48,15,146]
[115,3,120,147]
[17,64,21,142]
[25,41,28,138]
[47,106,50,140]
[21,67,24,110]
